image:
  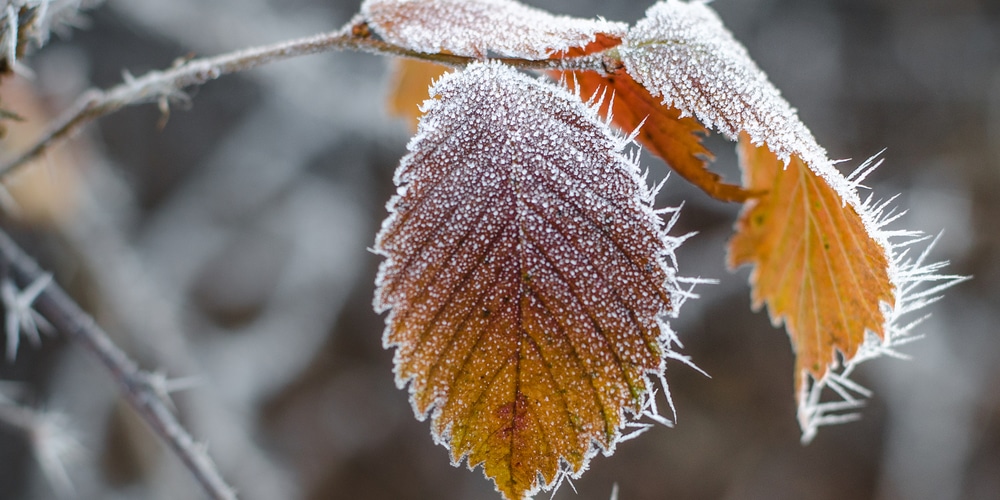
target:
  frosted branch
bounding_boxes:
[0,17,610,179]
[0,229,237,500]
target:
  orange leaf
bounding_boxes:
[559,69,755,202]
[385,58,451,131]
[361,0,627,59]
[375,62,682,500]
[728,135,894,397]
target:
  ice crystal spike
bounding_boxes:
[725,130,965,441]
[361,0,627,59]
[2,273,52,361]
[374,61,688,500]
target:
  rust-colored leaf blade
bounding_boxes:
[560,69,754,202]
[728,136,894,395]
[385,58,451,131]
[375,62,683,500]
[361,0,626,59]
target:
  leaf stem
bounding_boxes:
[0,17,610,179]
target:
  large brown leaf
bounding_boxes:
[728,136,894,396]
[374,62,682,500]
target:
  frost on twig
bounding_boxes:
[0,15,613,181]
[0,229,238,500]
[1,271,52,361]
[0,27,355,179]
[146,370,202,411]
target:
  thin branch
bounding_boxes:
[0,229,237,500]
[0,17,610,178]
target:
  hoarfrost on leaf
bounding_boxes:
[729,138,967,441]
[361,0,627,59]
[794,210,968,442]
[620,0,856,198]
[374,61,691,500]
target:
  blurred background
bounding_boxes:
[0,0,995,498]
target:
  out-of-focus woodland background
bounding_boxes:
[0,0,995,498]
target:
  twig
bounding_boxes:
[0,229,237,500]
[0,17,609,179]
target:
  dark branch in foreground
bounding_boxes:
[0,229,237,500]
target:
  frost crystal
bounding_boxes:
[361,0,627,59]
[0,0,102,72]
[374,61,692,500]
[2,273,52,361]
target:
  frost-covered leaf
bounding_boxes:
[728,136,966,441]
[385,58,452,131]
[374,62,686,500]
[559,68,755,202]
[361,0,627,59]
[620,0,857,198]
[728,136,894,399]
